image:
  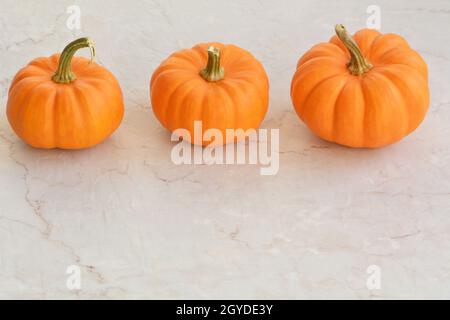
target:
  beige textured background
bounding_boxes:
[0,0,449,298]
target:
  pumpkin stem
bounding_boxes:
[335,24,372,76]
[200,46,225,82]
[52,37,96,84]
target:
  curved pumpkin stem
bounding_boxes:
[200,46,225,82]
[52,37,95,84]
[335,24,372,76]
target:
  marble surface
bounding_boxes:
[1,0,450,299]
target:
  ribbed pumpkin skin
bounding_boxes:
[150,42,269,146]
[291,29,429,148]
[7,54,124,149]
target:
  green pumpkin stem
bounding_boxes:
[335,24,372,76]
[200,46,225,82]
[52,37,96,84]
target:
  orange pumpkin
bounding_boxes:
[7,38,124,149]
[291,25,429,148]
[150,42,269,146]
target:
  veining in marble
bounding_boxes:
[0,0,450,299]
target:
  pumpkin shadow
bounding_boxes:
[261,104,399,176]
